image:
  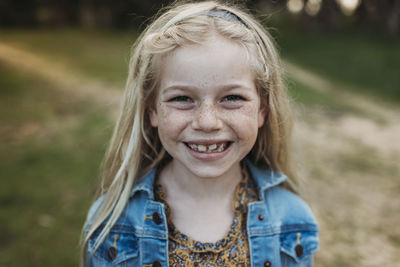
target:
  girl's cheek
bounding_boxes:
[222,105,260,121]
[157,105,191,131]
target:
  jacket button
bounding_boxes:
[258,214,264,221]
[152,261,162,267]
[264,260,271,267]
[107,246,117,261]
[152,212,162,225]
[295,244,304,257]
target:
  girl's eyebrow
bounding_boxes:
[161,83,254,93]
[161,85,195,94]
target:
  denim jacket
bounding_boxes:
[85,160,319,267]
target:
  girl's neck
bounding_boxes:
[158,160,242,202]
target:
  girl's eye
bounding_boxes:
[169,96,192,102]
[166,95,194,110]
[222,95,245,102]
[220,94,246,109]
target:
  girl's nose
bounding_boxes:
[192,102,222,132]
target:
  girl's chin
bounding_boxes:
[180,160,241,180]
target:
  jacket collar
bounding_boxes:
[129,158,287,200]
[245,158,287,200]
[129,168,157,199]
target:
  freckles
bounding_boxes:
[232,104,260,119]
[222,105,259,123]
[155,104,171,127]
[156,104,190,136]
[158,103,169,117]
[242,105,258,116]
[223,104,261,140]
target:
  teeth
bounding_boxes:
[198,145,207,152]
[187,142,228,153]
[189,144,198,150]
[207,144,217,152]
[217,144,225,152]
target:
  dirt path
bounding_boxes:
[284,62,400,266]
[1,43,399,266]
[284,60,400,157]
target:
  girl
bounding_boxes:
[82,1,319,266]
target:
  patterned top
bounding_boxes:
[154,166,258,267]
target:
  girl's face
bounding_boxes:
[150,33,266,179]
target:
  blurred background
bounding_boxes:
[0,0,399,266]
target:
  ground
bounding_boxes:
[0,40,399,266]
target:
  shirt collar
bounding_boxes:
[129,158,287,200]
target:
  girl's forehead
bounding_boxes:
[163,34,248,67]
[157,34,255,93]
[167,32,245,58]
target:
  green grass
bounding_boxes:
[3,28,396,107]
[0,28,138,86]
[277,30,400,102]
[0,63,112,266]
[287,78,363,115]
[0,27,398,266]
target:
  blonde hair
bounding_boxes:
[81,0,295,264]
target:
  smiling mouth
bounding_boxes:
[184,142,232,153]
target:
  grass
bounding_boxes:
[277,30,400,102]
[2,28,396,107]
[287,78,364,115]
[0,28,138,86]
[0,63,112,266]
[334,138,398,175]
[0,28,398,266]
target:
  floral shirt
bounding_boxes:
[154,167,258,267]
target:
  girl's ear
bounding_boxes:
[148,108,158,127]
[258,104,268,128]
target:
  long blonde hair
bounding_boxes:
[81,0,295,263]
